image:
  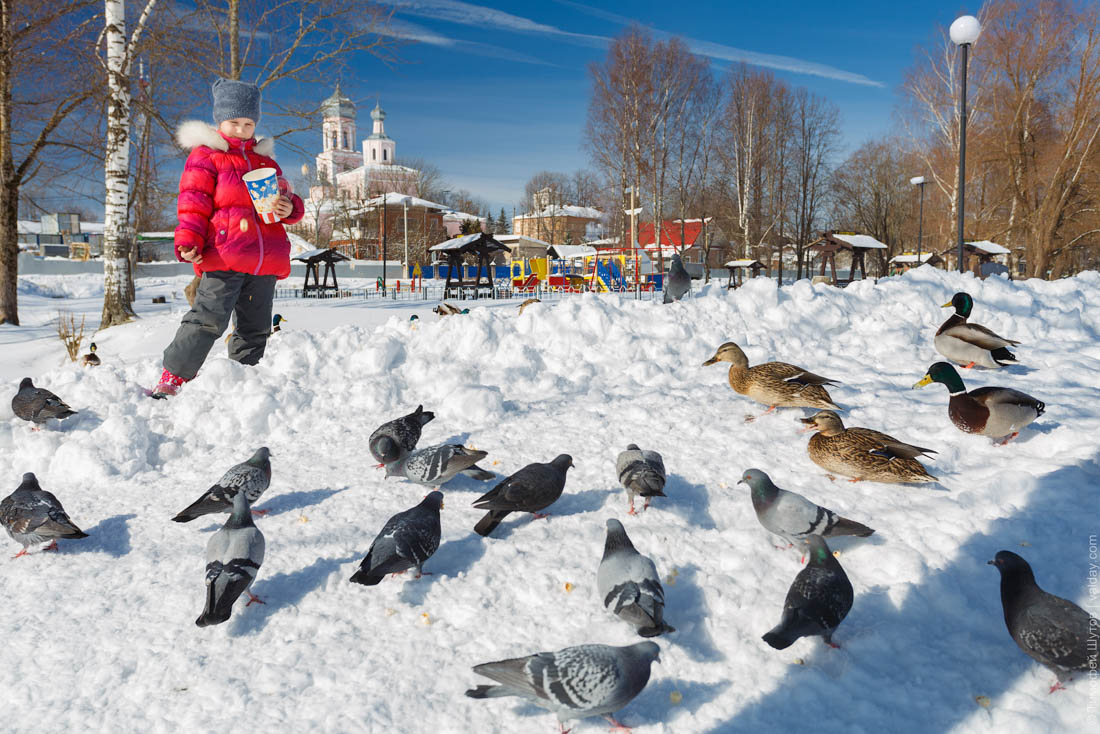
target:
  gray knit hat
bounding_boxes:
[212,77,261,124]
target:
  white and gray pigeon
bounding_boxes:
[990,550,1098,692]
[0,472,87,557]
[763,535,853,650]
[384,443,494,487]
[172,447,272,523]
[195,489,266,627]
[663,253,690,304]
[350,491,444,585]
[473,454,574,537]
[12,377,77,426]
[616,444,666,514]
[598,519,675,637]
[739,468,874,553]
[369,405,435,464]
[465,641,660,730]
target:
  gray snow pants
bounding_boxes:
[163,270,278,380]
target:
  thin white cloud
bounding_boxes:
[380,0,609,47]
[380,17,561,67]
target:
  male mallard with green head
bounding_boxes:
[702,342,839,419]
[935,292,1019,368]
[913,362,1044,445]
[801,410,937,484]
[81,342,100,367]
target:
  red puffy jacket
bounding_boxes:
[174,121,305,279]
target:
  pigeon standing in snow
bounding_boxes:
[598,519,675,637]
[616,444,666,514]
[663,253,690,303]
[384,443,494,487]
[0,473,87,557]
[472,454,573,537]
[739,468,874,552]
[368,405,435,465]
[989,550,1098,692]
[465,641,660,730]
[12,377,77,426]
[763,535,853,650]
[350,491,444,585]
[195,490,266,627]
[171,447,272,523]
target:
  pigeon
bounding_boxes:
[472,454,573,537]
[763,535,853,650]
[384,443,495,486]
[0,473,87,557]
[616,444,666,515]
[738,469,874,553]
[368,405,435,465]
[350,491,444,585]
[465,641,660,731]
[989,550,1097,692]
[171,447,272,523]
[12,377,77,426]
[598,519,675,637]
[663,253,690,303]
[195,489,266,627]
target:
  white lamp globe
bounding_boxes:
[910,176,926,185]
[950,15,981,46]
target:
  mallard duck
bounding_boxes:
[81,342,100,367]
[272,314,287,332]
[702,342,839,418]
[935,292,1019,368]
[913,362,1044,444]
[800,410,937,484]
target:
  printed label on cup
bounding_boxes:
[242,167,281,223]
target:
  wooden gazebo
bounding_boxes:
[888,252,944,274]
[293,248,350,297]
[430,233,509,299]
[806,231,887,285]
[724,259,765,289]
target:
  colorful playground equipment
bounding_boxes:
[508,245,664,293]
[584,248,660,292]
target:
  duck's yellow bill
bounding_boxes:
[941,301,953,308]
[913,374,934,388]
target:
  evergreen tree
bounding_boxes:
[498,208,510,235]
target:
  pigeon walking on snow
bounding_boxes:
[12,377,77,427]
[739,469,874,553]
[350,491,443,585]
[598,519,675,637]
[171,447,272,523]
[195,490,266,627]
[0,473,87,557]
[369,405,435,465]
[465,641,660,731]
[989,550,1098,692]
[384,443,494,486]
[663,253,690,303]
[472,455,573,537]
[617,444,666,515]
[763,535,853,650]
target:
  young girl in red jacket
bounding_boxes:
[153,78,304,398]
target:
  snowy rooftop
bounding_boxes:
[547,245,597,259]
[725,259,765,268]
[513,205,603,220]
[494,234,552,251]
[890,252,940,264]
[832,233,888,249]
[966,240,1011,255]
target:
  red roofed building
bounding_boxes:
[633,219,730,267]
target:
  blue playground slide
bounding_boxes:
[595,261,620,290]
[606,259,625,287]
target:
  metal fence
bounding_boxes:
[273,282,667,303]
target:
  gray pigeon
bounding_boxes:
[195,489,266,627]
[616,444,666,514]
[465,641,660,730]
[989,550,1098,692]
[350,491,443,585]
[763,535,853,650]
[0,472,87,557]
[384,443,494,486]
[598,519,675,637]
[739,469,874,553]
[473,454,573,537]
[369,405,435,464]
[172,447,272,523]
[12,377,77,426]
[663,253,690,304]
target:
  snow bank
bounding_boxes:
[2,267,1098,732]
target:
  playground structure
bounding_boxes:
[509,244,663,293]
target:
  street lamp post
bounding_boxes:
[950,14,981,273]
[910,176,927,265]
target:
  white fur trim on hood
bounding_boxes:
[176,120,274,157]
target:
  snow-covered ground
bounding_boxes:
[2,267,1098,733]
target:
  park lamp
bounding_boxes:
[950,14,981,273]
[910,176,927,264]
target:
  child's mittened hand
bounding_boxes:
[180,245,204,264]
[274,195,293,218]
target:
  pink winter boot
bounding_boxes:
[151,368,188,399]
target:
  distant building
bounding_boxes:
[513,204,604,245]
[635,219,730,268]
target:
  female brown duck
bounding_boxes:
[801,410,937,484]
[702,342,839,419]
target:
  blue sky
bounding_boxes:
[282,0,980,213]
